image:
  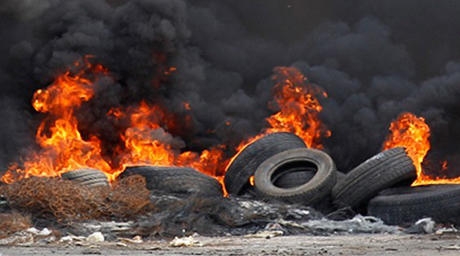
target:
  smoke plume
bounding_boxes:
[1,0,460,175]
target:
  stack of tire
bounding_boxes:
[119,166,224,198]
[224,133,460,226]
[330,147,460,226]
[224,132,340,208]
[61,168,110,188]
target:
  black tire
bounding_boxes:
[272,167,317,188]
[120,166,223,197]
[336,171,345,183]
[224,132,306,195]
[368,185,460,225]
[254,148,337,205]
[331,147,416,209]
[61,168,109,187]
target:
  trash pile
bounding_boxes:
[1,132,460,245]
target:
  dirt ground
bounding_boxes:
[1,233,460,256]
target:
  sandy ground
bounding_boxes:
[1,233,460,256]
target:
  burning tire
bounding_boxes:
[120,166,223,197]
[367,185,460,225]
[61,168,109,187]
[254,148,337,205]
[224,132,306,195]
[331,147,416,209]
[272,166,316,188]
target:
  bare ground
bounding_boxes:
[1,233,460,256]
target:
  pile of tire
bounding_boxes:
[224,132,341,208]
[328,147,460,226]
[119,166,224,198]
[61,168,110,188]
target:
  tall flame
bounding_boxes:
[266,66,330,148]
[112,101,229,177]
[383,112,460,185]
[116,101,176,168]
[1,57,112,183]
[1,57,228,188]
[227,66,330,179]
[1,62,328,198]
[232,67,329,154]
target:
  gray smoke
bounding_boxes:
[1,0,460,176]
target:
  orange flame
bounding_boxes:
[383,112,460,185]
[1,57,228,193]
[1,57,112,183]
[249,175,255,186]
[1,62,329,199]
[233,66,330,154]
[114,101,228,193]
[266,66,330,148]
[113,101,228,174]
[226,66,330,183]
[117,101,176,168]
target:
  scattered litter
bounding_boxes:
[0,231,34,246]
[404,218,435,234]
[38,228,52,236]
[169,235,203,247]
[244,230,284,239]
[25,227,40,234]
[435,226,459,235]
[440,245,460,250]
[86,232,105,243]
[59,236,74,243]
[26,227,52,236]
[118,235,143,244]
[301,215,401,234]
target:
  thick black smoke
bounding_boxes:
[1,0,460,175]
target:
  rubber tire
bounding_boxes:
[331,147,416,209]
[254,148,337,205]
[368,185,460,225]
[272,167,317,188]
[224,132,306,195]
[273,169,345,189]
[61,168,109,187]
[120,166,223,197]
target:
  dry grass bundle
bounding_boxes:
[0,212,32,238]
[0,175,153,223]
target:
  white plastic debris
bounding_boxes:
[244,230,284,239]
[118,235,143,244]
[415,218,435,234]
[86,232,105,243]
[169,236,203,247]
[38,228,52,236]
[59,236,74,243]
[435,226,459,235]
[25,227,52,236]
[302,215,400,234]
[26,227,40,235]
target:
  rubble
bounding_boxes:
[86,232,105,243]
[169,234,203,247]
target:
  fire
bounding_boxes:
[107,100,229,193]
[1,61,330,199]
[383,112,460,185]
[1,57,228,191]
[113,101,228,177]
[226,66,330,184]
[230,66,329,159]
[117,101,176,168]
[266,66,330,148]
[1,57,112,183]
[249,175,255,186]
